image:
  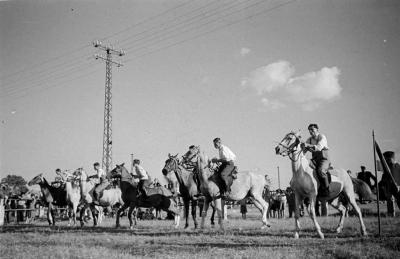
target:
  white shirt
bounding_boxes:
[306,133,329,151]
[218,144,237,162]
[134,165,149,180]
[96,168,106,178]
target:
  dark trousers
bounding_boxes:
[138,179,151,196]
[219,161,235,193]
[94,179,109,200]
[314,159,330,189]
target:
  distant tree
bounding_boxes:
[1,175,29,196]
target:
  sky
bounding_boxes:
[1,0,400,189]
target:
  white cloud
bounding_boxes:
[240,47,251,57]
[243,61,342,111]
[261,98,286,110]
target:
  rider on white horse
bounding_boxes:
[211,137,237,198]
[301,124,330,197]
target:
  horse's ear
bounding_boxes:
[168,153,171,158]
[120,163,125,167]
[174,153,179,158]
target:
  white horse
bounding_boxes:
[184,146,270,230]
[75,168,123,227]
[275,130,367,239]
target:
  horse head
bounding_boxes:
[28,173,44,186]
[162,153,180,177]
[110,163,129,179]
[275,130,302,157]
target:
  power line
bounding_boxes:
[123,0,263,53]
[0,1,192,83]
[3,0,297,100]
[125,0,297,63]
[0,59,97,98]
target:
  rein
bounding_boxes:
[278,133,303,162]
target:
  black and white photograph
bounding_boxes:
[1,0,400,258]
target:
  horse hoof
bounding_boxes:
[294,232,299,239]
[336,227,342,234]
[184,224,189,229]
[129,226,134,230]
[319,233,324,239]
[261,224,270,230]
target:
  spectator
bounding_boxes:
[240,199,247,219]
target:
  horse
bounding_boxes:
[28,174,68,225]
[57,170,81,226]
[162,154,216,229]
[275,130,367,238]
[74,168,123,227]
[183,146,270,230]
[109,163,181,229]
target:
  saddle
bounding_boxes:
[143,185,173,197]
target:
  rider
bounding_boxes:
[93,162,108,203]
[53,168,65,188]
[132,159,151,197]
[211,137,237,198]
[302,123,330,197]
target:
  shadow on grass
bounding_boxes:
[0,224,388,240]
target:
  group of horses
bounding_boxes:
[27,130,372,239]
[28,167,180,229]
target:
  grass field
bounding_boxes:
[1,203,400,259]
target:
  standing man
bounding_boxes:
[132,159,151,197]
[302,123,330,197]
[93,162,108,203]
[382,151,400,216]
[357,166,377,191]
[211,137,237,197]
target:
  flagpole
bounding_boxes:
[373,130,381,236]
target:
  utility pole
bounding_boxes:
[93,40,125,173]
[277,166,280,190]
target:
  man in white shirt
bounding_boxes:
[211,137,237,197]
[132,159,151,197]
[93,162,109,202]
[302,124,330,197]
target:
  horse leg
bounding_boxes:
[213,198,224,231]
[183,198,190,229]
[47,204,53,225]
[79,204,87,227]
[251,194,270,229]
[308,197,324,239]
[191,199,198,229]
[91,204,98,226]
[210,203,216,227]
[200,198,210,229]
[116,203,129,228]
[128,206,135,230]
[329,197,346,233]
[293,194,302,239]
[345,190,367,236]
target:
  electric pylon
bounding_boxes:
[93,40,125,173]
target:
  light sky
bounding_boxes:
[1,0,399,189]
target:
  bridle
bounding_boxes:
[277,132,302,162]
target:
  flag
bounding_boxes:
[375,140,396,185]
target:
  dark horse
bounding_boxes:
[109,164,181,229]
[162,154,215,229]
[28,174,68,225]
